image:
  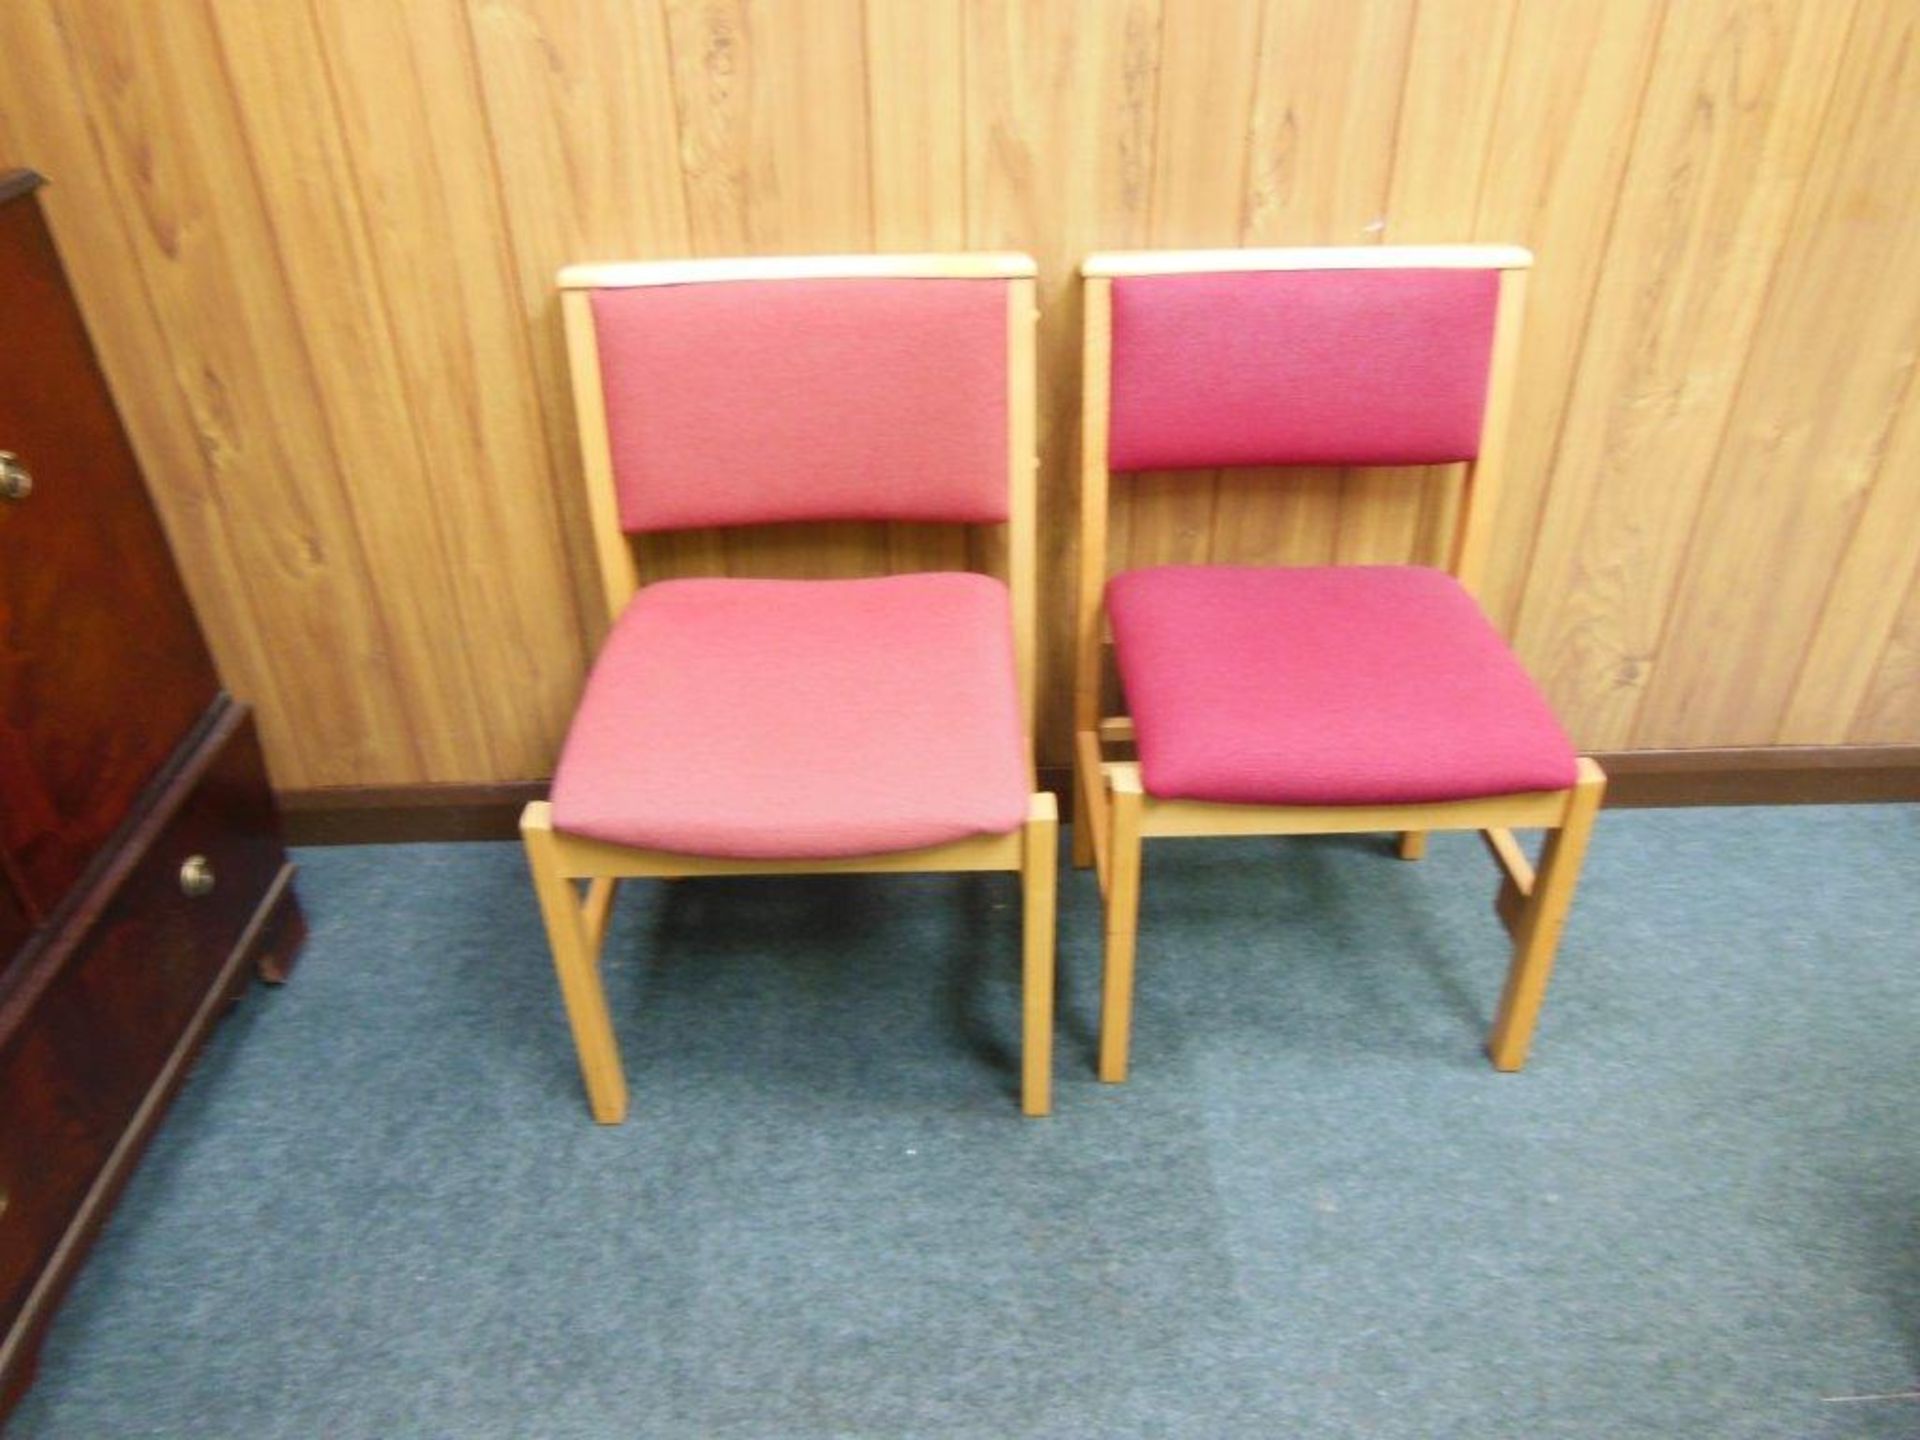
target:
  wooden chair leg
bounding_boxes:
[1487,760,1607,1071]
[523,815,629,1124]
[582,876,621,956]
[1098,774,1144,1083]
[1021,794,1058,1117]
[1398,830,1428,860]
[1071,762,1096,871]
[1074,729,1112,892]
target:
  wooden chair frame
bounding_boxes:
[527,253,1056,1123]
[1071,245,1606,1081]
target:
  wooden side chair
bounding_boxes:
[524,253,1057,1123]
[1073,245,1606,1082]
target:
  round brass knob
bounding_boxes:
[179,855,216,898]
[0,452,30,501]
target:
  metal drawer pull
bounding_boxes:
[179,855,216,898]
[0,451,30,501]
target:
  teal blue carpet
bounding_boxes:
[10,805,1919,1438]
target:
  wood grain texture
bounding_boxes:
[0,0,1913,786]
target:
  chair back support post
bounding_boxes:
[1074,276,1114,739]
[561,287,641,624]
[1006,275,1040,744]
[1449,264,1529,599]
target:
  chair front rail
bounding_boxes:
[523,800,1034,881]
[1100,761,1577,838]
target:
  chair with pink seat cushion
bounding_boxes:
[1073,245,1606,1084]
[525,253,1056,1124]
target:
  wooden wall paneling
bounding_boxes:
[1848,568,1920,743]
[5,0,1917,790]
[1781,370,1920,742]
[1632,0,1920,746]
[206,2,501,780]
[0,7,295,760]
[1472,0,1669,634]
[296,0,592,776]
[28,0,427,787]
[1213,0,1416,573]
[1511,0,1861,750]
[465,0,719,601]
[864,0,966,253]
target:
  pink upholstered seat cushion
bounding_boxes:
[550,573,1029,859]
[1107,566,1577,806]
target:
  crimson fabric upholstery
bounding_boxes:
[591,278,1010,531]
[550,573,1029,859]
[1107,268,1500,471]
[1107,565,1577,806]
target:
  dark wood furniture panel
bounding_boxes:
[0,168,304,1420]
[0,189,219,922]
[0,706,281,1303]
[0,876,29,959]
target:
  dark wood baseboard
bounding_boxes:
[1589,745,1920,808]
[279,782,550,845]
[279,745,1920,846]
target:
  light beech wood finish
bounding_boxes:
[1020,792,1060,1116]
[560,251,1037,289]
[1075,247,1606,1079]
[523,813,628,1124]
[2,1,1913,786]
[560,289,639,621]
[1480,826,1536,894]
[1098,770,1145,1084]
[1488,759,1607,1069]
[1081,243,1532,276]
[531,255,1053,1121]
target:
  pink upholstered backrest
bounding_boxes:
[1107,267,1501,471]
[589,277,1010,531]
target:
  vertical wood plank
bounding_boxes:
[1781,372,1920,741]
[1847,567,1920,743]
[305,0,595,776]
[1511,0,1860,749]
[210,0,501,778]
[26,0,425,786]
[1471,0,1668,633]
[1632,0,1920,745]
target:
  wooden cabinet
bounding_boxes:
[0,169,304,1417]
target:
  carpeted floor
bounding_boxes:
[9,804,1919,1438]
